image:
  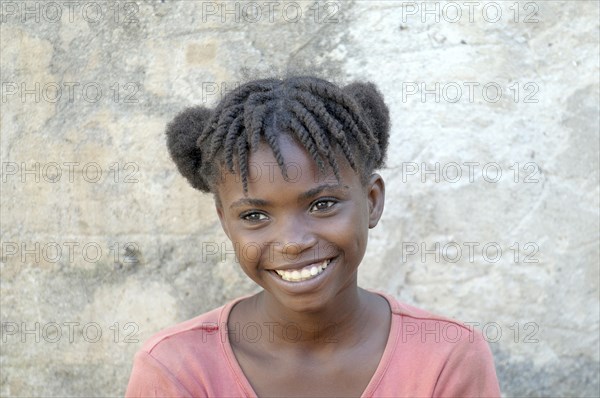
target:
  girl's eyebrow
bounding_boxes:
[298,184,350,202]
[230,198,269,210]
[229,184,349,210]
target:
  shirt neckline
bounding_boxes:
[217,290,400,398]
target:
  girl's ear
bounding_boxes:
[215,204,231,239]
[366,173,385,229]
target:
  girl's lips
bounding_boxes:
[272,259,331,282]
[266,257,337,292]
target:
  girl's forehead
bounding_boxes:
[220,137,333,184]
[216,136,358,200]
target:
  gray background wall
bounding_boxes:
[1,0,599,396]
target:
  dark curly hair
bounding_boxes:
[166,76,390,194]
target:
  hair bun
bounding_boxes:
[166,106,213,192]
[342,82,390,168]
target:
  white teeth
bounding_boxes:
[274,258,333,282]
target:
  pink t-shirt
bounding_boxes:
[125,292,501,397]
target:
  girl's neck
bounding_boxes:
[249,285,376,351]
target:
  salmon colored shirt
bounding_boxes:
[125,292,501,397]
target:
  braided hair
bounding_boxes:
[166,76,390,194]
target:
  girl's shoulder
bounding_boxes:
[366,291,501,397]
[371,290,485,346]
[137,294,249,356]
[125,295,254,397]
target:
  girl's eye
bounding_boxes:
[310,199,337,212]
[241,212,268,222]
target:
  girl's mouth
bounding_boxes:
[273,259,332,282]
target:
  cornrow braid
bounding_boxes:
[288,89,357,170]
[248,103,270,150]
[208,103,244,161]
[235,132,250,193]
[299,80,382,164]
[224,114,244,173]
[288,113,325,171]
[263,117,288,179]
[207,80,278,124]
[243,92,271,131]
[198,80,278,146]
[166,76,391,194]
[288,100,341,181]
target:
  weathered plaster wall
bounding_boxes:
[1,1,598,396]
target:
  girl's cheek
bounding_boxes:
[232,237,267,268]
[329,208,364,233]
[240,243,262,264]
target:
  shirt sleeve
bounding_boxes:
[124,350,198,398]
[432,330,501,398]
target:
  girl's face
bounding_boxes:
[215,134,385,313]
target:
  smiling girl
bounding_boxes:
[125,76,501,397]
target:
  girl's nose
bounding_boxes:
[274,217,318,258]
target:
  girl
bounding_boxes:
[125,76,501,397]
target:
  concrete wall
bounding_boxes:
[1,0,598,396]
